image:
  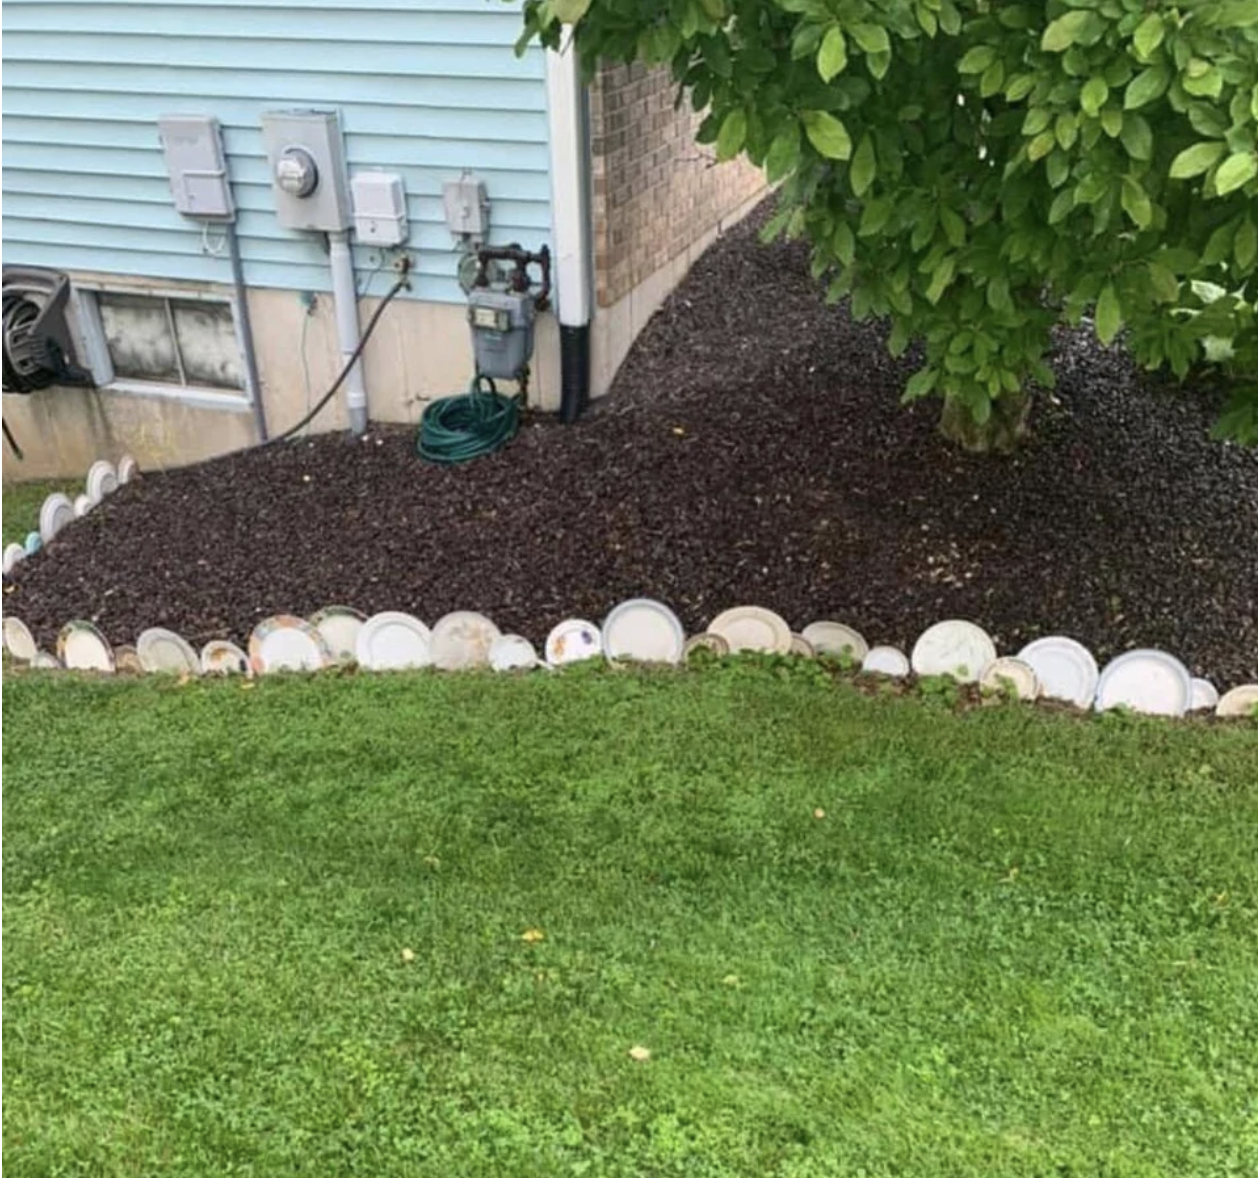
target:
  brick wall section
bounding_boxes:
[589,62,766,309]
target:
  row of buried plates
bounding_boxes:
[2,455,138,575]
[3,599,1256,719]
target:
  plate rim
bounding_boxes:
[85,459,118,504]
[1095,648,1192,715]
[56,619,115,672]
[911,619,997,682]
[707,605,792,654]
[136,626,201,674]
[602,597,685,664]
[355,610,433,669]
[39,492,75,542]
[249,614,332,673]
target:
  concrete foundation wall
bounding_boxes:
[3,276,561,481]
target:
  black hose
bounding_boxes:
[3,418,23,460]
[264,275,409,447]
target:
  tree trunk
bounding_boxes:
[938,390,1032,454]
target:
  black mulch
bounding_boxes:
[7,203,1258,683]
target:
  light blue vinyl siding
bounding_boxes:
[1,0,553,303]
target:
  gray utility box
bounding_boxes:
[468,288,536,381]
[157,115,235,220]
[260,109,351,232]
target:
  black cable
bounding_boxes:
[265,275,409,446]
[3,418,23,461]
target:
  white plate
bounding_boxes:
[789,632,817,658]
[114,645,145,674]
[249,615,331,674]
[708,606,792,654]
[86,459,118,504]
[861,645,910,677]
[545,618,603,666]
[30,650,62,670]
[310,605,367,664]
[980,656,1039,700]
[137,627,201,675]
[356,611,433,671]
[431,610,501,671]
[117,455,138,484]
[3,543,25,574]
[801,621,869,661]
[911,620,997,683]
[39,493,75,543]
[3,616,38,661]
[1016,636,1099,707]
[200,639,250,676]
[1189,678,1219,712]
[1096,649,1192,717]
[603,598,685,664]
[489,633,539,672]
[683,632,730,660]
[57,620,115,673]
[1215,684,1258,718]
[24,531,42,555]
[73,494,93,518]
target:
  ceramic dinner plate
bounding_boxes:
[356,612,433,671]
[911,620,997,683]
[3,543,25,574]
[489,633,539,672]
[310,605,367,664]
[24,531,42,556]
[1215,684,1258,718]
[117,455,138,484]
[30,650,62,670]
[86,460,118,504]
[250,615,331,674]
[1016,636,1099,708]
[114,644,145,675]
[801,621,869,661]
[73,494,93,518]
[137,627,200,675]
[40,493,75,543]
[979,656,1039,700]
[683,632,730,661]
[3,616,38,661]
[603,598,685,664]
[708,606,792,654]
[201,640,250,676]
[789,632,817,658]
[861,645,910,677]
[431,610,501,671]
[1189,678,1220,712]
[1095,649,1192,716]
[57,620,115,672]
[545,619,603,666]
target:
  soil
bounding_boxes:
[7,202,1257,684]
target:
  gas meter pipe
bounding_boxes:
[328,230,369,435]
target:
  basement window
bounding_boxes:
[74,287,253,411]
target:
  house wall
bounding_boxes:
[587,62,767,396]
[1,0,562,478]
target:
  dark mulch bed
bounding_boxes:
[8,203,1258,683]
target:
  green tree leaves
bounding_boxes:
[801,111,852,160]
[519,0,1258,445]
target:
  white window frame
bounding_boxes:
[72,282,257,415]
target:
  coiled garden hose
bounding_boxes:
[417,376,520,464]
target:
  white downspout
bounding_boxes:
[545,31,593,422]
[328,230,368,434]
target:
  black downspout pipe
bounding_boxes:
[559,323,590,424]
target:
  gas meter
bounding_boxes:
[466,245,551,394]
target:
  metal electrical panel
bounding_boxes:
[443,175,490,240]
[157,115,235,220]
[351,172,409,246]
[260,109,351,232]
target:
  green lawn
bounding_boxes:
[4,665,1256,1177]
[3,479,82,546]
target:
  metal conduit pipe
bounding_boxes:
[226,222,269,442]
[328,230,369,435]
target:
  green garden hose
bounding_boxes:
[417,376,520,464]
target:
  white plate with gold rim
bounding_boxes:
[201,640,250,676]
[789,632,817,658]
[310,605,367,664]
[683,632,730,661]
